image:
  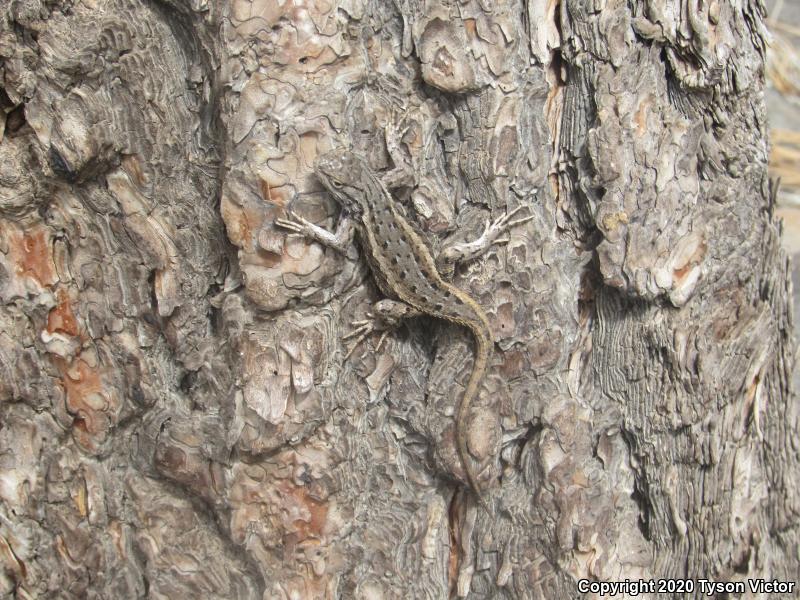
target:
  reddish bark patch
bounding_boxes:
[673,240,706,283]
[19,229,56,286]
[283,483,328,541]
[55,356,111,450]
[259,177,287,207]
[47,289,80,337]
[463,18,477,37]
[59,359,103,408]
[72,415,88,432]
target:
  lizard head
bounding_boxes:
[314,149,371,217]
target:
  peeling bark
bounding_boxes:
[0,0,795,598]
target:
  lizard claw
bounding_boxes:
[505,215,535,229]
[342,318,375,341]
[490,206,533,231]
[275,210,314,236]
[481,206,533,247]
[375,330,391,352]
[342,316,379,359]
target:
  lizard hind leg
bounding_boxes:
[343,299,423,359]
[436,206,534,276]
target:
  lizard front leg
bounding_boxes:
[436,206,533,277]
[275,210,355,254]
[276,213,421,358]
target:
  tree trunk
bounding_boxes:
[0,0,795,598]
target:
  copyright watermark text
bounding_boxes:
[577,578,796,596]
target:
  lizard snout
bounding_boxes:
[314,149,360,177]
[313,152,340,174]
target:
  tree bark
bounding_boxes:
[0,0,795,598]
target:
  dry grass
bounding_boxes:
[766,8,800,197]
[770,129,800,191]
[767,26,800,97]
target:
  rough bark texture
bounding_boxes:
[0,0,795,598]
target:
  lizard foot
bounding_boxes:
[481,206,535,246]
[274,210,317,237]
[342,317,379,359]
[437,206,534,271]
[342,300,422,359]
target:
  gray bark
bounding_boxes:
[0,0,795,598]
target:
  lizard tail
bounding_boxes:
[456,323,492,512]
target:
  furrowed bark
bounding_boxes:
[0,0,794,598]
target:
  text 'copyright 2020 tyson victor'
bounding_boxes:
[577,578,796,596]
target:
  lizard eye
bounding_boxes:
[330,179,343,190]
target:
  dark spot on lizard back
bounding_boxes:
[391,257,398,265]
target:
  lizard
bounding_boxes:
[276,148,531,508]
